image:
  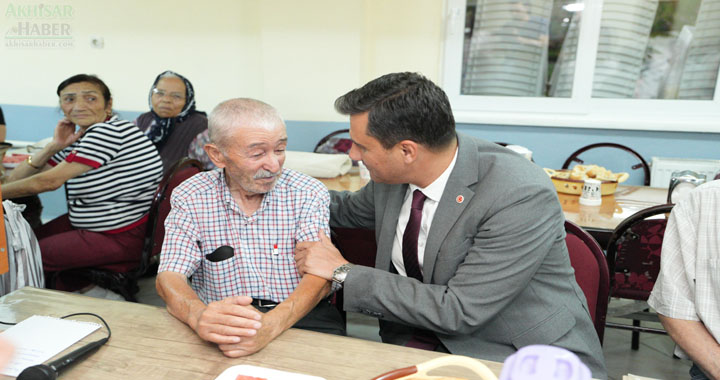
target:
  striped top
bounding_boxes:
[49,116,163,232]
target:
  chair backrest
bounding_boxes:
[332,227,377,267]
[564,220,609,343]
[138,158,203,276]
[314,129,352,154]
[606,204,674,302]
[562,143,651,186]
[667,170,706,204]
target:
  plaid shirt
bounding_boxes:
[158,168,330,303]
[648,180,720,359]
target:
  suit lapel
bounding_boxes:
[422,135,479,282]
[376,183,408,271]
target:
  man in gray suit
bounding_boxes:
[295,72,607,378]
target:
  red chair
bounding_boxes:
[140,158,204,271]
[332,227,377,268]
[564,220,609,344]
[331,227,378,323]
[60,158,204,301]
[314,129,352,154]
[562,143,651,186]
[605,203,674,349]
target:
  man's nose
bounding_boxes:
[348,143,361,161]
[265,152,282,173]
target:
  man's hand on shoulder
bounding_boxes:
[191,296,263,350]
[295,232,349,281]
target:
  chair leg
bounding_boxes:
[632,319,641,350]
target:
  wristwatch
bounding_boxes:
[331,263,355,284]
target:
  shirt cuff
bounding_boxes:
[65,152,102,168]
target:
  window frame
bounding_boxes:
[441,0,720,132]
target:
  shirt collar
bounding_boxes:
[409,147,458,202]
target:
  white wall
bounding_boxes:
[1,0,444,121]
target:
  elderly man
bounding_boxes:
[295,72,607,378]
[648,180,720,380]
[156,98,344,357]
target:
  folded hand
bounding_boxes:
[192,296,262,348]
[218,309,282,357]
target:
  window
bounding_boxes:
[442,0,720,131]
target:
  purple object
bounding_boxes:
[499,345,592,380]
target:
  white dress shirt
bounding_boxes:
[391,149,458,278]
[648,180,720,359]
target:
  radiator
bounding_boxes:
[650,157,720,188]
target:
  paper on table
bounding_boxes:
[215,364,326,380]
[0,315,101,376]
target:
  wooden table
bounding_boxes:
[319,173,668,248]
[559,185,668,247]
[0,287,503,380]
[319,171,370,192]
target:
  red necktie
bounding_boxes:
[402,189,426,281]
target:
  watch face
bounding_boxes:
[332,264,351,283]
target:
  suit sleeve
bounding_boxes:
[342,182,565,335]
[329,180,377,230]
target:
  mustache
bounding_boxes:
[253,169,281,179]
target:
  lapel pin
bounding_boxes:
[456,195,464,204]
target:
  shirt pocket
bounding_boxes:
[200,243,242,292]
[237,236,299,296]
[264,236,300,284]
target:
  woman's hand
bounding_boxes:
[51,118,83,152]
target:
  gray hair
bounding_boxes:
[208,98,285,149]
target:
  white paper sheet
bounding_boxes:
[0,315,101,376]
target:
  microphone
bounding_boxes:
[17,337,109,380]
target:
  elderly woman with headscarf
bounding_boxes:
[135,70,214,174]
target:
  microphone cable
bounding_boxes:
[0,312,111,339]
[59,312,112,341]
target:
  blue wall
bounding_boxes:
[3,104,720,221]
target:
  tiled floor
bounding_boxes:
[135,277,693,380]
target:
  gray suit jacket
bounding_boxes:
[330,134,607,379]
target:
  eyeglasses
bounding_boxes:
[152,88,185,102]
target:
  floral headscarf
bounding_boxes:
[145,70,205,148]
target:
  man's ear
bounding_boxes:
[204,143,227,168]
[397,140,418,164]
